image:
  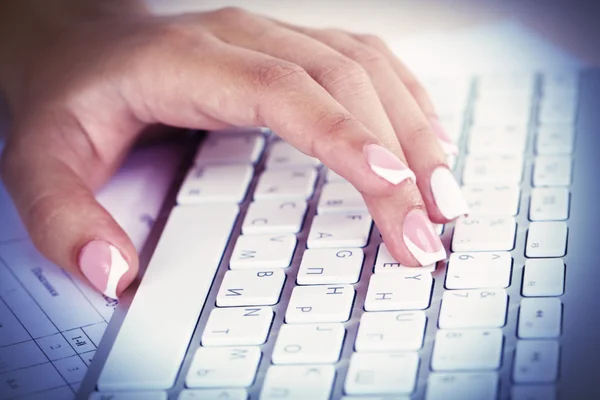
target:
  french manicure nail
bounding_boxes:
[79,240,129,299]
[431,166,470,219]
[403,209,446,266]
[429,117,459,155]
[364,143,416,185]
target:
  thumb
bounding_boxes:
[1,122,138,299]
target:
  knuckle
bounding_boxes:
[346,45,388,69]
[252,59,308,90]
[213,6,250,21]
[154,23,196,46]
[310,111,356,157]
[404,121,431,143]
[316,56,371,93]
[356,33,387,48]
[320,28,347,37]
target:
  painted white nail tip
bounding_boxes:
[403,235,447,266]
[370,165,417,185]
[431,167,470,219]
[104,245,129,299]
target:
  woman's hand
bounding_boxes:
[0,2,468,299]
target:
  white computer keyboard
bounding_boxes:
[91,71,576,400]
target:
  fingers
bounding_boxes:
[124,24,411,199]
[193,11,448,266]
[278,25,468,225]
[1,116,138,299]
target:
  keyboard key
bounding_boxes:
[438,289,507,329]
[513,340,560,383]
[341,397,409,400]
[426,372,498,400]
[317,181,368,214]
[469,123,528,138]
[522,259,565,297]
[345,352,419,395]
[216,270,286,307]
[201,307,273,346]
[431,329,503,371]
[177,165,253,204]
[230,234,296,269]
[529,187,570,221]
[463,154,524,184]
[296,248,364,285]
[452,216,516,252]
[272,323,345,364]
[307,213,372,248]
[445,252,512,289]
[518,298,562,339]
[467,125,528,154]
[374,243,436,274]
[536,124,575,155]
[364,272,433,311]
[461,184,520,215]
[355,311,426,352]
[98,204,238,391]
[472,96,532,125]
[185,347,261,388]
[254,167,317,200]
[478,72,535,95]
[195,131,265,165]
[285,285,355,323]
[539,97,577,124]
[242,200,307,234]
[90,392,167,400]
[525,222,567,258]
[260,365,335,400]
[512,385,556,400]
[179,389,247,400]
[543,71,578,95]
[533,156,572,187]
[266,141,321,169]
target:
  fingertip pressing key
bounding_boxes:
[402,209,446,266]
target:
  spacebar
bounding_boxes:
[97,204,239,391]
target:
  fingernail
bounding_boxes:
[429,117,459,155]
[364,143,416,185]
[403,209,446,266]
[431,166,470,219]
[79,240,129,299]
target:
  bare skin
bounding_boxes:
[0,0,465,297]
